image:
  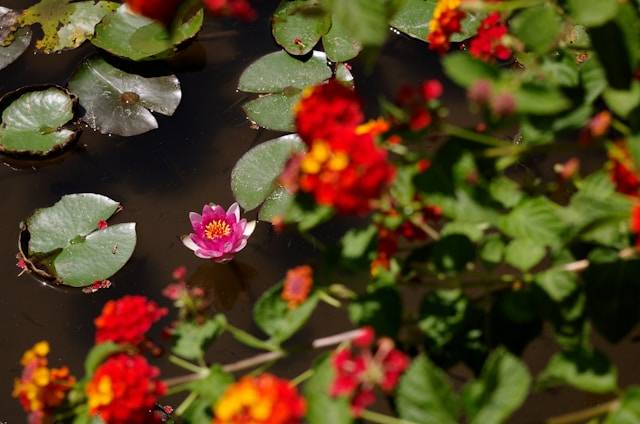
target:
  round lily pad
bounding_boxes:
[68,56,182,136]
[272,0,331,56]
[20,193,136,288]
[0,86,78,156]
[0,7,32,71]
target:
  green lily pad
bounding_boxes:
[68,57,181,136]
[322,16,362,63]
[0,7,32,71]
[0,87,78,156]
[231,134,305,212]
[238,50,331,130]
[272,0,330,56]
[170,0,204,45]
[18,0,117,53]
[22,193,136,287]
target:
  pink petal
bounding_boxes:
[227,202,241,222]
[182,235,199,252]
[189,212,202,228]
[243,221,257,237]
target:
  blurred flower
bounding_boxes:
[204,0,257,21]
[469,12,511,62]
[213,374,306,424]
[87,354,166,424]
[282,265,314,309]
[330,330,409,416]
[609,142,640,196]
[554,157,580,181]
[82,279,112,294]
[631,204,640,251]
[371,227,398,276]
[13,341,75,423]
[490,92,517,117]
[183,203,256,262]
[580,110,612,144]
[125,0,183,24]
[468,79,493,105]
[95,295,167,345]
[394,80,443,132]
[422,80,444,100]
[428,0,465,54]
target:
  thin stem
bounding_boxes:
[175,392,199,417]
[612,118,631,136]
[409,215,441,241]
[442,123,509,148]
[313,329,364,348]
[299,231,327,252]
[360,409,419,424]
[169,355,207,374]
[546,399,620,424]
[223,351,284,373]
[561,247,635,273]
[290,369,315,386]
[318,290,342,308]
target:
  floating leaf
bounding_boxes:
[0,87,78,156]
[170,1,204,45]
[238,50,331,130]
[272,0,330,56]
[0,7,32,71]
[23,193,136,287]
[322,15,362,62]
[231,134,305,212]
[68,57,181,136]
[258,186,295,222]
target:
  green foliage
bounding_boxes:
[510,4,561,54]
[172,317,225,360]
[348,286,402,337]
[304,355,353,424]
[606,387,640,424]
[182,366,234,422]
[83,342,122,377]
[537,348,618,394]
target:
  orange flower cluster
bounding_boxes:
[95,295,167,346]
[213,374,306,424]
[428,0,466,54]
[13,341,76,423]
[609,142,640,196]
[291,81,395,215]
[86,354,167,424]
[282,265,313,309]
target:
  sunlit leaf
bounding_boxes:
[0,7,31,71]
[68,57,181,136]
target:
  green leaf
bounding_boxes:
[172,318,225,360]
[567,0,618,27]
[489,177,522,209]
[27,193,120,254]
[183,365,234,422]
[84,342,122,377]
[504,239,545,272]
[0,7,31,71]
[170,1,204,45]
[68,57,181,136]
[348,286,402,337]
[55,1,118,51]
[537,349,618,394]
[53,223,137,287]
[91,5,172,60]
[231,134,305,211]
[499,198,566,250]
[606,387,640,424]
[430,234,476,272]
[238,50,332,93]
[442,52,499,87]
[322,14,362,62]
[258,185,295,222]
[396,355,459,424]
[323,0,395,47]
[480,236,504,265]
[462,348,531,424]
[535,269,578,302]
[341,225,376,259]
[389,0,435,40]
[242,92,301,132]
[510,4,561,54]
[253,281,319,343]
[515,82,571,115]
[273,0,330,56]
[304,355,353,424]
[603,80,640,118]
[0,87,77,155]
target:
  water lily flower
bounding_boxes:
[182,202,256,262]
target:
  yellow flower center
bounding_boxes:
[430,0,462,31]
[88,376,114,410]
[205,219,232,240]
[301,141,350,175]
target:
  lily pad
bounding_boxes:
[0,87,78,156]
[19,0,118,53]
[0,7,32,70]
[322,16,362,63]
[238,50,331,130]
[272,0,331,56]
[231,134,305,216]
[21,193,136,287]
[68,57,181,136]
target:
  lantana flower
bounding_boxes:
[631,204,640,251]
[428,0,466,54]
[609,141,640,196]
[86,354,167,424]
[282,265,314,309]
[94,295,167,346]
[330,328,410,416]
[182,202,256,262]
[125,0,183,24]
[213,374,306,424]
[469,12,512,62]
[13,341,76,424]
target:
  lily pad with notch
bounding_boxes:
[68,56,182,136]
[238,50,332,131]
[0,7,32,71]
[18,193,137,288]
[0,86,79,156]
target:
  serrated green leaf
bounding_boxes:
[489,177,522,208]
[535,269,577,302]
[341,225,376,259]
[499,198,566,250]
[537,348,617,394]
[172,319,225,360]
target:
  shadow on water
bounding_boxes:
[0,1,638,422]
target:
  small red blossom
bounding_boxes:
[422,80,444,100]
[491,92,517,117]
[95,295,167,345]
[282,265,314,309]
[609,142,640,196]
[172,265,187,280]
[395,80,442,132]
[331,330,410,416]
[353,326,375,348]
[428,0,465,54]
[469,12,512,62]
[416,159,431,173]
[125,0,182,24]
[204,0,257,21]
[631,204,640,251]
[409,109,432,131]
[87,354,166,424]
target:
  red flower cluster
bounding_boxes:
[469,12,511,61]
[86,354,167,424]
[282,265,314,309]
[609,142,640,196]
[290,81,395,214]
[331,328,409,415]
[126,0,183,24]
[396,80,443,131]
[428,0,466,54]
[204,0,257,21]
[631,204,640,251]
[213,374,306,424]
[95,295,168,346]
[468,79,517,117]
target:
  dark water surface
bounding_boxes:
[0,1,637,422]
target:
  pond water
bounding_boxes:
[0,1,638,422]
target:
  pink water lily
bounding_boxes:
[182,202,256,262]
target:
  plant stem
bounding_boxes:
[360,409,419,424]
[464,0,544,12]
[409,215,441,241]
[175,392,199,416]
[318,290,342,308]
[223,351,284,372]
[291,369,315,386]
[442,123,509,148]
[561,247,635,273]
[546,399,620,424]
[169,355,207,374]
